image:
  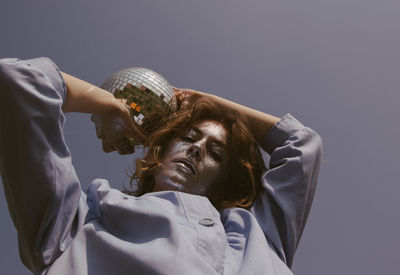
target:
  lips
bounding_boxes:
[173,158,197,175]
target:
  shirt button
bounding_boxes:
[199,218,215,227]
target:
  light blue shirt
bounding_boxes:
[0,57,322,275]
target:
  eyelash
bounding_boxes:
[181,136,194,142]
[181,136,223,162]
[210,151,223,162]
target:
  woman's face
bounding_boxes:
[153,120,229,196]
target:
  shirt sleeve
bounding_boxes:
[0,57,88,272]
[251,113,323,267]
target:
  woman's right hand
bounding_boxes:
[90,98,146,155]
[173,87,203,110]
[172,86,280,143]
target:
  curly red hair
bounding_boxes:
[124,97,266,210]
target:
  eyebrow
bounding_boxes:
[190,126,227,148]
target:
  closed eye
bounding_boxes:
[181,136,195,142]
[210,150,223,162]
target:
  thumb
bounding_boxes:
[128,121,147,144]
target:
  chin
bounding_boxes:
[154,167,192,192]
[154,177,185,192]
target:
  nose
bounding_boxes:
[186,143,202,161]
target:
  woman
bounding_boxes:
[0,57,322,274]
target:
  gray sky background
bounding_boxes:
[1,1,399,274]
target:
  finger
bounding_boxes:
[117,137,136,155]
[116,98,128,105]
[128,125,147,144]
[95,127,103,139]
[173,88,182,98]
[172,87,195,93]
[102,140,116,153]
[173,87,187,96]
[91,114,99,122]
[122,115,146,144]
[94,123,104,139]
[91,114,103,139]
[116,146,126,155]
[116,144,135,155]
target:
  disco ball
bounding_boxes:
[101,67,177,145]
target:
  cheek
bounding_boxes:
[200,161,225,185]
[153,165,166,187]
[162,141,187,159]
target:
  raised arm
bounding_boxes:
[173,87,323,267]
[173,87,280,143]
[0,57,87,272]
[60,72,146,154]
[61,71,121,114]
[0,58,145,272]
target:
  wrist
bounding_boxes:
[62,71,117,114]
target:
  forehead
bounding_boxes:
[188,120,228,145]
